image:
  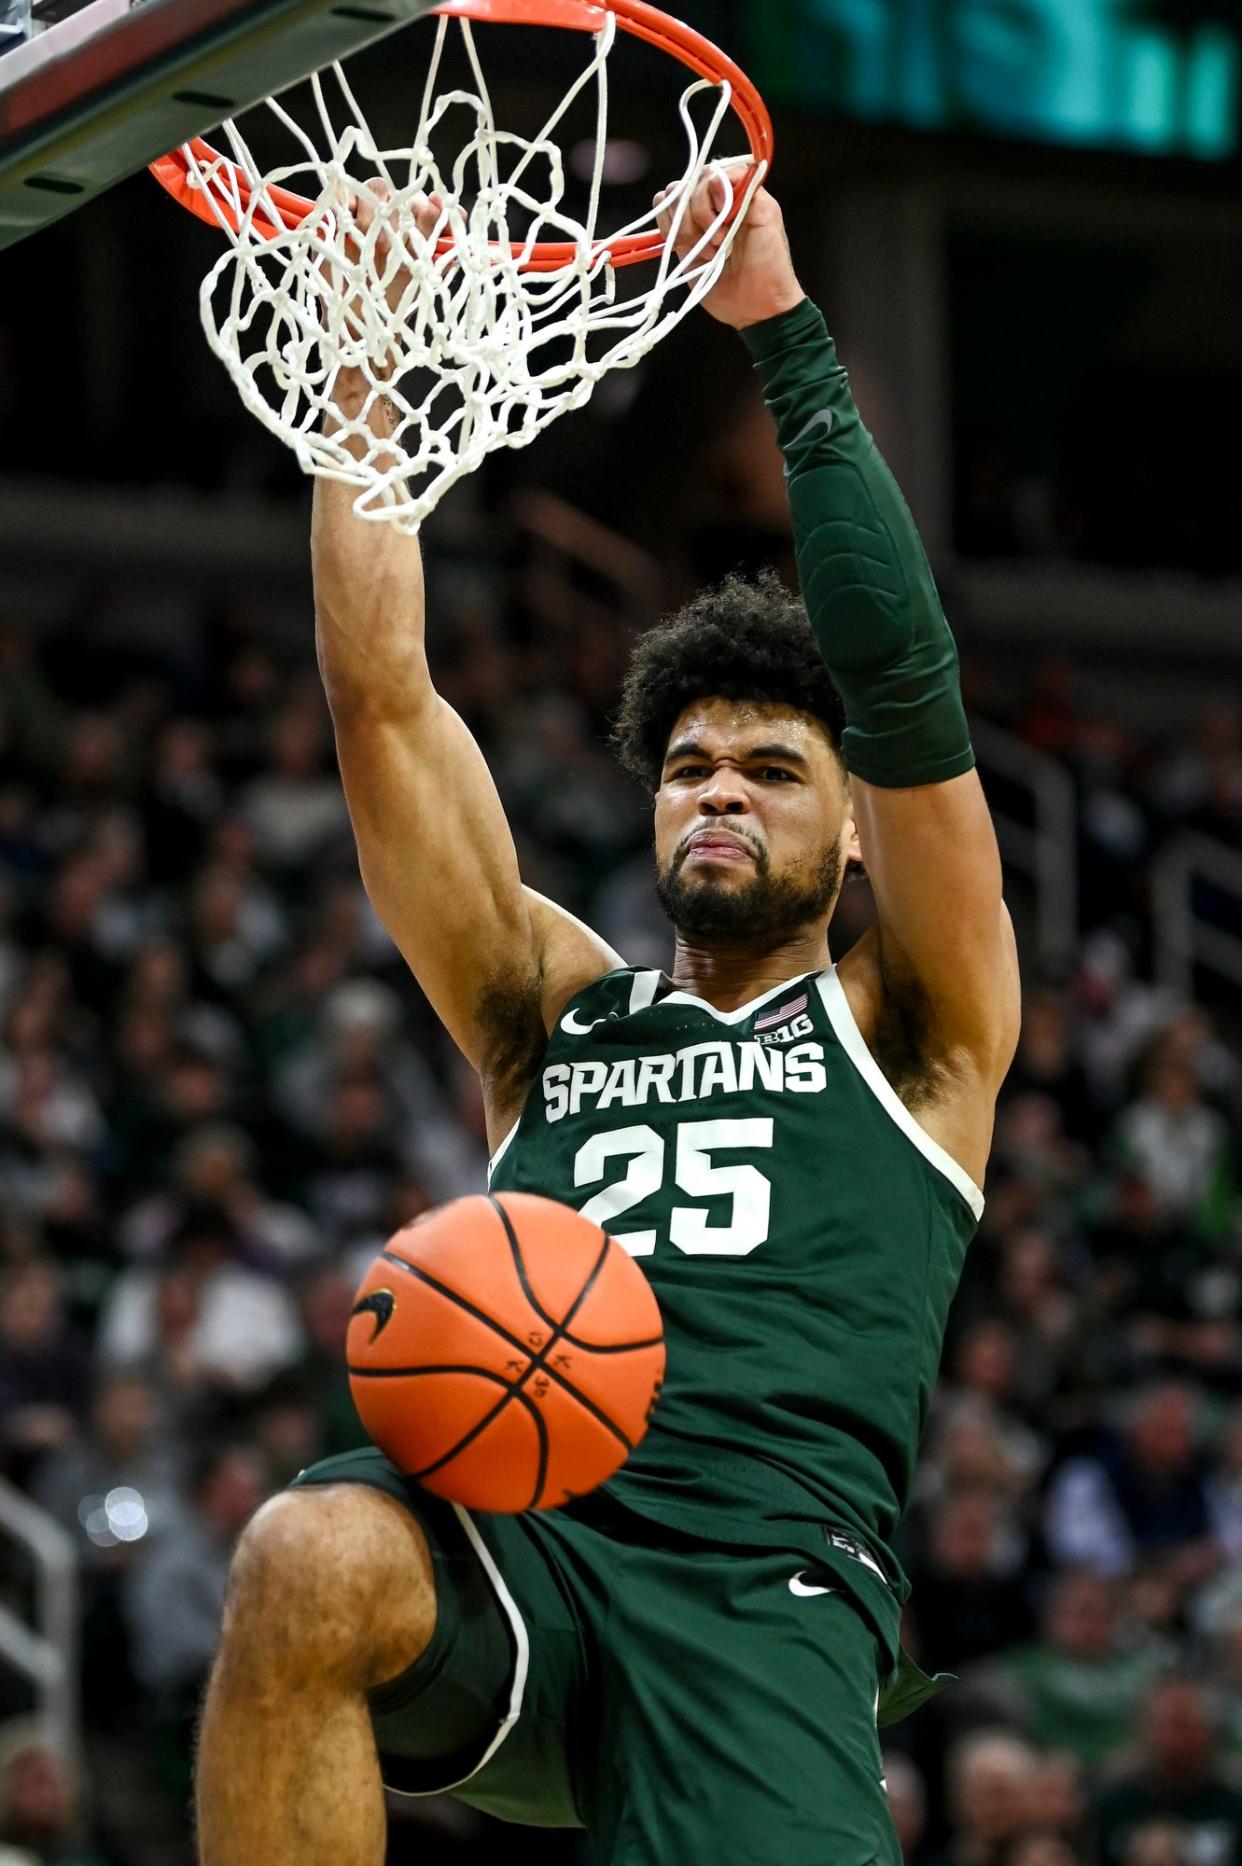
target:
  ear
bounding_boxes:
[840,776,862,867]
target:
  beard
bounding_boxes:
[655,836,844,943]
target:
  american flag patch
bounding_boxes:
[755,992,809,1032]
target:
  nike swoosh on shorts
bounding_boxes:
[788,1572,837,1598]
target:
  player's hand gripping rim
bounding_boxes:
[320,179,449,415]
[654,160,805,332]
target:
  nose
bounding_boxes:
[698,769,748,815]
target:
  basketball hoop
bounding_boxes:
[149,0,773,532]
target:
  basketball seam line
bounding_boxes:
[484,1199,638,1458]
[377,1252,658,1359]
[491,1195,610,1341]
[376,1244,636,1486]
[405,1378,549,1502]
[348,1365,523,1381]
[486,1199,661,1354]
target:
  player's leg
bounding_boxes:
[197,1446,590,1864]
[195,1480,436,1866]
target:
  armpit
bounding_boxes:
[868,968,954,1114]
[476,966,549,1109]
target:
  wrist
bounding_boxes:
[732,286,809,335]
[739,294,824,359]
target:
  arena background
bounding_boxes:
[0,1,1241,1860]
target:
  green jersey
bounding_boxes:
[489,962,982,1682]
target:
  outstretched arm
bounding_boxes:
[664,171,1019,1096]
[315,195,618,1128]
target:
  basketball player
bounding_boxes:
[196,169,1020,1864]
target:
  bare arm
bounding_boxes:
[314,204,617,1118]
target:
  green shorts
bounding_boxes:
[291,1449,900,1866]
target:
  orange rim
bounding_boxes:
[148,0,773,271]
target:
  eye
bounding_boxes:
[671,765,709,781]
[759,767,795,782]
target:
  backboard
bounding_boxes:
[0,0,438,247]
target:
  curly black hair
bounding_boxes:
[611,569,845,792]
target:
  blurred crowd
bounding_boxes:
[0,584,1239,1866]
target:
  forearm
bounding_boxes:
[742,300,973,790]
[314,370,431,719]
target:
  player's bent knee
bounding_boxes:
[223,1485,436,1693]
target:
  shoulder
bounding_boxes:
[526,890,626,1026]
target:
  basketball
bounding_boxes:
[347,1192,666,1513]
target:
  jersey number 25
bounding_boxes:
[573,1119,775,1258]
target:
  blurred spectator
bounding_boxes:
[991,1094,1089,1205]
[97,1203,303,1396]
[999,985,1096,1141]
[971,1571,1162,1769]
[247,1375,326,1489]
[141,721,223,887]
[1000,1838,1079,1866]
[0,1258,91,1487]
[1110,1050,1236,1248]
[0,1723,107,1866]
[991,1228,1107,1424]
[290,1262,370,1458]
[1121,1827,1183,1866]
[275,979,484,1205]
[906,1489,1035,1673]
[1044,1384,1222,1586]
[240,695,348,873]
[31,1372,183,1568]
[1033,1751,1089,1849]
[1095,1678,1242,1866]
[1201,1607,1242,1762]
[883,1752,928,1861]
[926,1730,1039,1866]
[918,1395,1037,1514]
[302,1076,410,1250]
[107,1044,238,1201]
[120,1124,318,1273]
[123,1442,267,1710]
[1074,935,1174,1114]
[184,855,284,1004]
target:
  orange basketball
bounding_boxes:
[347,1192,666,1513]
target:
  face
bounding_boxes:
[1132,1387,1194,1474]
[653,700,857,944]
[1047,1573,1116,1659]
[1142,1683,1212,1778]
[953,1743,1036,1844]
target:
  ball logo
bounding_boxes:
[352,1288,397,1343]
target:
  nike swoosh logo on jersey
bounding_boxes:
[791,408,834,447]
[789,1573,837,1598]
[561,1008,608,1037]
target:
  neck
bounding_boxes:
[668,928,831,1011]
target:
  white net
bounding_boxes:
[181,9,767,532]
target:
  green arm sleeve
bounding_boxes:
[742,298,974,790]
